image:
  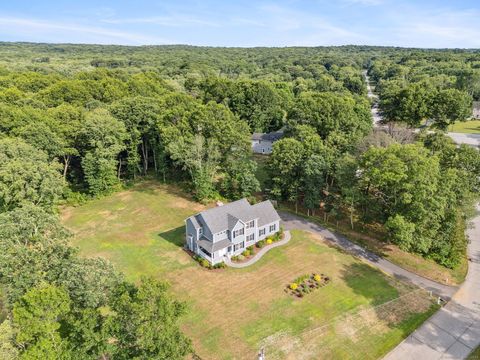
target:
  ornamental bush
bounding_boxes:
[256,240,265,248]
[313,274,321,282]
[266,238,273,245]
[290,283,298,290]
[200,259,210,268]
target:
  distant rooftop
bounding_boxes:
[251,130,284,142]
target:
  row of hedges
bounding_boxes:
[231,229,285,262]
[192,255,226,270]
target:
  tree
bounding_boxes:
[0,205,119,309]
[167,134,220,201]
[385,214,416,251]
[13,283,72,359]
[288,91,371,140]
[80,109,127,195]
[302,154,328,216]
[221,159,260,199]
[106,278,192,360]
[0,138,64,212]
[110,97,162,177]
[269,138,305,212]
[431,89,472,129]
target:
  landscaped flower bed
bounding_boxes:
[286,273,330,298]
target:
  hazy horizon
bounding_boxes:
[1,0,479,48]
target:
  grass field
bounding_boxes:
[253,154,270,191]
[62,181,437,359]
[449,120,480,134]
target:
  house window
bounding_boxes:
[269,224,276,232]
[259,228,265,236]
[246,233,255,242]
[246,220,255,229]
[234,242,244,251]
[233,228,244,238]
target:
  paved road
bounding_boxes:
[447,132,480,148]
[279,212,456,300]
[224,231,291,268]
[384,205,480,360]
[363,70,384,127]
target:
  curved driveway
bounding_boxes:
[280,212,456,300]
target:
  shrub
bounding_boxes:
[247,245,255,253]
[313,274,321,282]
[256,240,265,248]
[213,262,226,269]
[266,238,273,245]
[290,283,298,290]
[231,255,239,261]
[242,250,251,257]
[200,259,210,268]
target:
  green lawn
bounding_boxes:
[62,181,437,359]
[253,154,270,191]
[449,120,480,134]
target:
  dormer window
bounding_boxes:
[199,227,203,235]
[246,220,255,229]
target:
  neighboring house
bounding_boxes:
[473,101,480,119]
[251,130,284,154]
[185,199,281,265]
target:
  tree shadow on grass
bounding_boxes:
[340,262,399,306]
[158,226,185,248]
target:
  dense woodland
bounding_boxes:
[0,43,480,359]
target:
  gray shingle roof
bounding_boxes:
[251,130,284,142]
[251,201,281,227]
[197,237,231,253]
[189,215,201,229]
[196,199,280,234]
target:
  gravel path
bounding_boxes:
[224,231,291,268]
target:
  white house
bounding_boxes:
[251,130,284,154]
[185,199,281,265]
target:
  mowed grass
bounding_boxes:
[62,181,436,359]
[449,120,480,134]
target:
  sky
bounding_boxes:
[0,0,479,48]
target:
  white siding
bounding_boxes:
[252,140,274,154]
